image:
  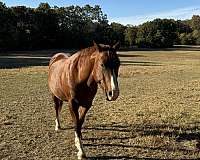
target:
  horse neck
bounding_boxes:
[77,49,96,84]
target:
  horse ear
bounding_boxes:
[93,41,102,52]
[113,41,120,50]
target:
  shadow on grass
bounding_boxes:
[120,60,162,66]
[177,132,200,149]
[0,57,50,69]
[119,45,200,52]
[177,132,200,141]
[118,54,145,58]
[84,123,200,138]
[83,123,200,159]
[0,50,74,69]
[0,54,162,69]
[87,156,157,160]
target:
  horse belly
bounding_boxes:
[48,61,69,101]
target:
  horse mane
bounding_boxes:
[49,44,111,68]
[78,46,96,57]
[78,44,110,57]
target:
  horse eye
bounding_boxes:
[101,63,105,68]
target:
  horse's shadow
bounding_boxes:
[86,156,155,160]
[177,132,200,141]
[81,124,200,159]
[177,132,200,149]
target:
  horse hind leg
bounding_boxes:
[53,95,63,131]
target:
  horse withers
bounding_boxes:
[48,41,120,159]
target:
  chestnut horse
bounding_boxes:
[48,42,120,159]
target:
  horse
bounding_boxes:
[48,41,120,159]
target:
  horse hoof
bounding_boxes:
[55,126,61,131]
[78,157,87,160]
[77,153,86,160]
[82,154,87,159]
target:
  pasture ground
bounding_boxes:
[0,48,200,159]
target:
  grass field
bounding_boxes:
[0,48,200,159]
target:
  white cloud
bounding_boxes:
[110,6,200,26]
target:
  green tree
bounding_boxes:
[33,3,59,48]
[192,29,200,45]
[54,4,109,48]
[109,22,126,46]
[124,25,137,46]
[178,16,200,45]
[179,32,195,45]
[11,6,34,48]
[0,2,16,49]
[191,15,200,31]
[176,20,192,34]
[136,19,177,48]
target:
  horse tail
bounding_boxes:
[49,53,71,68]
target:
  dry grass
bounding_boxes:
[0,49,200,159]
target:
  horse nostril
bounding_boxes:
[108,91,112,97]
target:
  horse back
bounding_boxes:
[49,53,71,68]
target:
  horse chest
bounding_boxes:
[74,83,97,106]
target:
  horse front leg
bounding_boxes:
[69,99,86,160]
[78,106,90,138]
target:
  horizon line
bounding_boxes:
[109,6,200,26]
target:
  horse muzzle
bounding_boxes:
[106,89,119,101]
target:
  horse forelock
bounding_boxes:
[103,47,120,68]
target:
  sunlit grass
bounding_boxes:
[0,49,200,159]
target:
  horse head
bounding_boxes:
[91,41,120,101]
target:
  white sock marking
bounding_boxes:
[55,119,59,131]
[75,132,85,159]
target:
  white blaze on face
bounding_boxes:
[111,70,118,90]
[108,70,119,101]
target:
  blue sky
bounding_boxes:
[3,0,200,25]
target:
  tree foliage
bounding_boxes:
[191,15,200,31]
[136,19,177,48]
[109,22,126,46]
[0,3,111,50]
[177,15,200,45]
[0,2,16,48]
[124,25,137,46]
[1,2,200,50]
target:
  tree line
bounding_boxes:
[1,2,200,50]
